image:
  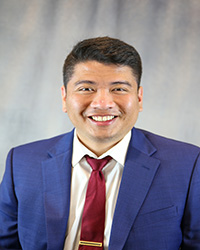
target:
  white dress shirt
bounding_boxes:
[64,130,131,250]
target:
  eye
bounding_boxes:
[79,87,94,92]
[112,87,127,92]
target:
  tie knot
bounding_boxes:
[85,155,112,171]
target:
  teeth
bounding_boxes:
[91,116,115,121]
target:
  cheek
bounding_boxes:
[66,96,88,112]
[119,97,139,113]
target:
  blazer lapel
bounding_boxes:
[42,131,74,250]
[109,128,160,250]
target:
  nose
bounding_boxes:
[90,90,115,109]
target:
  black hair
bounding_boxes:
[63,36,142,88]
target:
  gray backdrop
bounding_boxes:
[0,0,200,181]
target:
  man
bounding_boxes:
[0,37,199,250]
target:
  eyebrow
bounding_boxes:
[74,80,95,86]
[74,80,132,87]
[110,81,132,87]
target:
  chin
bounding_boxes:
[92,133,119,143]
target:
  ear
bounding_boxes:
[61,85,68,113]
[138,86,143,112]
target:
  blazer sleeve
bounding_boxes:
[181,152,200,249]
[0,149,22,249]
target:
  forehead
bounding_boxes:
[70,61,136,82]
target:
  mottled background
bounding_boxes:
[0,0,200,180]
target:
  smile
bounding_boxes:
[90,115,115,122]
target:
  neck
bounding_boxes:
[77,136,120,157]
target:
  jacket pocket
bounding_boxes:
[133,205,178,228]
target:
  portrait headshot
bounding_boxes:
[0,1,199,250]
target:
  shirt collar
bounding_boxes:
[72,129,131,167]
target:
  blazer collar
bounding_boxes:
[47,129,74,157]
[109,128,160,250]
[131,127,157,156]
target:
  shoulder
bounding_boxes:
[135,128,200,159]
[10,130,74,161]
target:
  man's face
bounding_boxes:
[61,61,143,155]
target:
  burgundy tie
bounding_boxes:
[79,155,112,250]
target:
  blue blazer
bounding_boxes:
[0,128,200,250]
